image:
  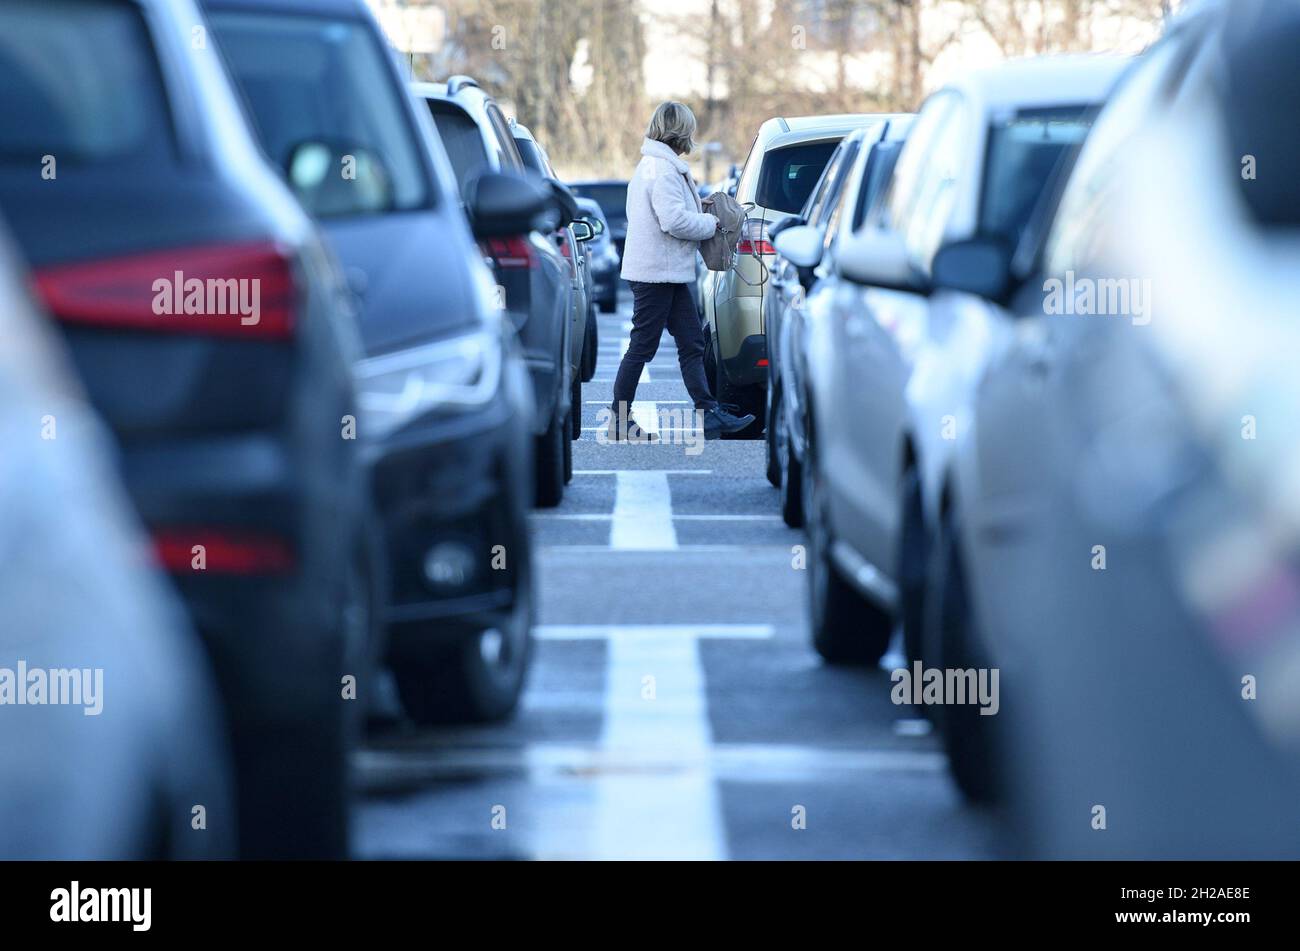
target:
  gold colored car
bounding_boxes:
[701,114,880,435]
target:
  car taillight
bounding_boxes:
[153,528,296,575]
[32,241,296,340]
[737,218,775,256]
[480,236,536,269]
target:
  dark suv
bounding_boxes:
[204,0,545,724]
[0,0,366,858]
[413,77,575,505]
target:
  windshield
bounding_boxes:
[210,11,428,218]
[573,183,627,224]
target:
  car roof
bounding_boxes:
[762,113,911,150]
[951,54,1130,112]
[511,121,537,143]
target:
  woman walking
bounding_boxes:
[609,101,754,442]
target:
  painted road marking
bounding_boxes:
[610,470,675,550]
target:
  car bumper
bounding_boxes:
[369,382,533,655]
[722,333,768,388]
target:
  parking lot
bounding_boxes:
[356,295,999,860]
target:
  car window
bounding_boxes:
[426,100,489,194]
[209,10,429,218]
[0,0,176,166]
[853,141,903,230]
[980,107,1092,250]
[802,140,847,224]
[484,103,522,171]
[733,134,762,204]
[899,93,972,267]
[755,139,841,214]
[1044,41,1186,276]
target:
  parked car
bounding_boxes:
[205,0,541,724]
[927,0,1300,857]
[511,121,597,410]
[764,115,913,499]
[784,57,1126,675]
[414,77,575,505]
[702,114,884,435]
[0,224,233,860]
[577,196,620,314]
[0,0,368,859]
[570,179,629,263]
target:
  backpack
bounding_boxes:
[699,191,747,271]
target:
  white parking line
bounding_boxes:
[536,624,774,639]
[610,470,675,550]
[594,628,724,859]
[532,513,784,522]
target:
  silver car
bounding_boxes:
[932,0,1300,856]
[784,56,1127,671]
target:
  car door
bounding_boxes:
[833,94,967,573]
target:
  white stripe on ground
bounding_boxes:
[536,624,773,639]
[610,470,675,550]
[572,469,712,476]
[532,513,784,522]
[357,744,946,783]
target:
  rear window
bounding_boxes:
[209,11,428,218]
[0,0,174,165]
[573,184,628,223]
[426,101,489,193]
[755,140,840,214]
[980,108,1091,248]
[514,137,554,178]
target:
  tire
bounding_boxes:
[777,413,803,528]
[570,374,582,442]
[535,400,566,507]
[897,467,929,669]
[394,571,534,725]
[563,410,574,484]
[803,431,892,665]
[765,381,781,487]
[928,508,1000,803]
[581,316,598,382]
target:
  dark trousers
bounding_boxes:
[612,280,717,414]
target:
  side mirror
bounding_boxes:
[836,228,926,293]
[588,217,606,237]
[547,179,580,227]
[768,216,806,241]
[466,171,559,239]
[285,139,393,216]
[773,225,823,270]
[571,220,595,242]
[931,237,1013,300]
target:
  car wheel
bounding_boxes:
[581,316,597,382]
[535,401,566,507]
[765,381,781,487]
[928,507,1000,803]
[570,374,582,442]
[778,413,803,528]
[394,574,534,725]
[898,466,929,669]
[563,408,574,484]
[803,434,891,665]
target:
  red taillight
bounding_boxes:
[756,358,769,367]
[153,528,296,575]
[480,236,536,269]
[737,219,775,256]
[33,241,295,340]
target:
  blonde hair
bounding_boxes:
[645,101,698,155]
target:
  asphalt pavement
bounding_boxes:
[355,290,1001,859]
